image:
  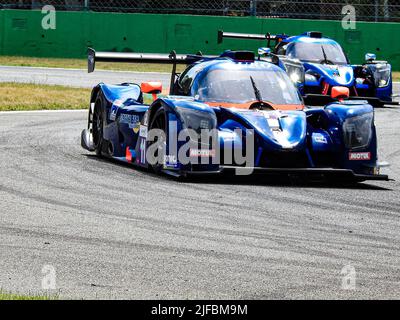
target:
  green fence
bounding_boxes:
[0,9,399,70]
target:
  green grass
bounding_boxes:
[0,82,158,111]
[0,290,56,300]
[0,55,184,73]
[0,82,91,111]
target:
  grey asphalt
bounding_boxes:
[0,66,171,88]
[0,69,399,299]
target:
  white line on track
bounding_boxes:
[0,65,170,75]
[0,109,87,115]
[0,65,396,79]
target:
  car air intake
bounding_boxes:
[220,50,255,62]
[307,31,323,38]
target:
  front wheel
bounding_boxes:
[92,94,105,156]
[147,107,167,173]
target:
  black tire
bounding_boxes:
[148,107,167,173]
[92,93,105,157]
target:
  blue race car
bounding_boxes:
[81,48,389,182]
[218,31,398,107]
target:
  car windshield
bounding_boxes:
[287,42,348,64]
[194,68,302,105]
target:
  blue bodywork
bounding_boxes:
[81,53,388,181]
[271,33,395,105]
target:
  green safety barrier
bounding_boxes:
[0,9,399,70]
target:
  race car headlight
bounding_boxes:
[342,112,374,149]
[176,107,217,135]
[379,79,388,87]
[290,72,301,84]
[285,63,305,85]
[373,63,391,88]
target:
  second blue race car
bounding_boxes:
[218,30,399,108]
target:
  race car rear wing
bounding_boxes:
[217,30,287,48]
[87,48,208,73]
[88,48,214,92]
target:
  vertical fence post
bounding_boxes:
[84,0,90,11]
[250,0,257,16]
[383,0,389,20]
[374,0,379,22]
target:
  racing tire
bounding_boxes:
[148,107,167,173]
[92,92,106,157]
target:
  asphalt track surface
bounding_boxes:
[0,66,171,88]
[0,67,399,299]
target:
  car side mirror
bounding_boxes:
[365,53,376,62]
[141,81,162,101]
[331,86,349,101]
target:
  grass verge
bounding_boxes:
[0,55,184,73]
[0,290,56,300]
[0,83,91,111]
[393,72,400,82]
[0,82,156,111]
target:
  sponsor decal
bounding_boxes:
[190,149,216,158]
[110,106,118,121]
[110,100,124,121]
[133,125,140,134]
[332,67,340,77]
[139,125,148,138]
[349,152,371,161]
[164,155,179,169]
[261,111,281,130]
[313,134,328,144]
[120,114,140,133]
